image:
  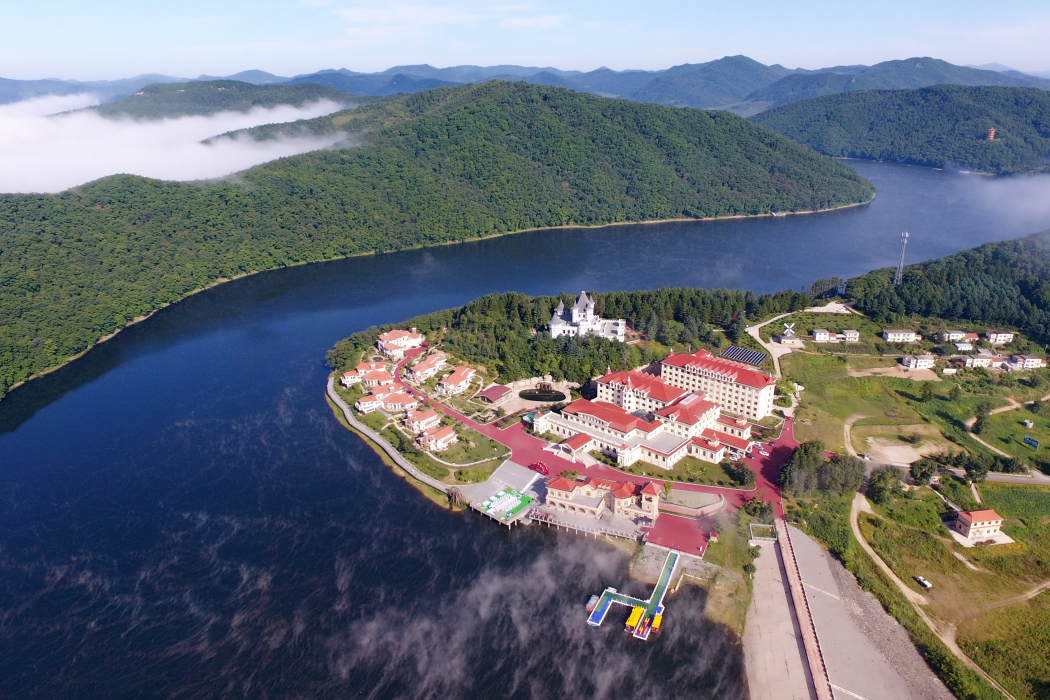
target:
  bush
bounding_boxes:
[867,465,903,504]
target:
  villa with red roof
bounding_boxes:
[438,366,476,395]
[596,369,687,412]
[382,392,418,414]
[405,353,447,382]
[953,510,1003,540]
[545,476,661,523]
[661,349,776,419]
[405,409,441,434]
[377,328,425,359]
[362,370,395,387]
[420,425,457,452]
[340,361,388,387]
[715,414,755,440]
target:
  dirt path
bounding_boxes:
[746,312,794,379]
[849,493,1019,700]
[843,414,870,457]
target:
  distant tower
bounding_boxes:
[988,128,996,141]
[893,232,909,288]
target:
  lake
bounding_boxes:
[1,160,1049,699]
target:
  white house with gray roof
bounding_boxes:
[548,291,627,342]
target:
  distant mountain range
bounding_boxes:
[4,56,1050,116]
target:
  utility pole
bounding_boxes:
[893,232,909,288]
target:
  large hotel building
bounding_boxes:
[660,349,776,419]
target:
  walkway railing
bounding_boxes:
[327,378,449,494]
[776,516,834,700]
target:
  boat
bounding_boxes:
[586,595,600,611]
[652,614,663,633]
[625,606,643,631]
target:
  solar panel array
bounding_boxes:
[721,345,767,365]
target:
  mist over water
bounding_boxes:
[1,160,1050,698]
[0,94,347,193]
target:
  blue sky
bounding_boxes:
[4,0,1050,80]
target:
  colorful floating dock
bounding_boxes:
[586,551,679,640]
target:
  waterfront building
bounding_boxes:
[377,328,425,359]
[341,360,388,387]
[382,392,418,413]
[985,330,1015,345]
[406,408,441,433]
[660,349,776,420]
[882,329,920,343]
[953,510,1003,539]
[812,329,831,343]
[901,354,935,370]
[362,370,395,387]
[405,353,446,382]
[355,393,384,413]
[596,369,687,413]
[545,476,661,523]
[340,371,362,387]
[438,366,476,395]
[548,292,627,342]
[420,425,457,451]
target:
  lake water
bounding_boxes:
[2,161,1049,699]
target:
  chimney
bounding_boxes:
[988,128,996,141]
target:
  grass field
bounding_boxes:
[601,453,749,488]
[783,352,1010,454]
[434,426,509,465]
[757,312,884,344]
[957,591,1050,700]
[980,408,1050,461]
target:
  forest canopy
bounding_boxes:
[0,81,874,394]
[753,85,1050,174]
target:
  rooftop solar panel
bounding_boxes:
[721,346,767,365]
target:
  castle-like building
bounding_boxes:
[549,292,626,342]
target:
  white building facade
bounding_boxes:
[660,350,776,420]
[548,292,627,342]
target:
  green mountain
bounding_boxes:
[752,85,1050,174]
[624,56,794,108]
[744,57,1050,110]
[91,79,353,119]
[0,81,873,395]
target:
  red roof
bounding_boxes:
[547,476,577,492]
[655,394,718,425]
[363,369,393,381]
[562,399,660,434]
[355,361,385,372]
[424,425,456,441]
[963,333,980,340]
[440,366,475,386]
[598,370,687,404]
[383,392,416,407]
[407,408,438,423]
[640,481,661,496]
[563,433,593,451]
[958,509,1002,523]
[379,329,423,343]
[663,349,775,389]
[702,428,750,451]
[478,385,512,402]
[547,475,657,500]
[410,355,445,373]
[717,414,752,429]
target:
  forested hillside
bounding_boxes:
[847,229,1050,341]
[92,80,353,118]
[0,81,873,396]
[327,288,813,384]
[753,85,1050,174]
[744,58,1050,111]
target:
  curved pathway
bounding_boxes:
[849,492,1019,700]
[746,312,794,379]
[326,377,449,494]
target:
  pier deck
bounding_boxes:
[587,551,679,640]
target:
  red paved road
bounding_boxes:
[389,348,800,555]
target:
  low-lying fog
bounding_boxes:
[0,94,347,194]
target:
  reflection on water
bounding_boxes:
[1,161,1049,698]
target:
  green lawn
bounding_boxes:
[758,311,884,344]
[593,452,749,488]
[434,426,509,465]
[873,487,949,529]
[980,408,1050,462]
[957,592,1050,700]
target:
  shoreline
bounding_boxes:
[3,196,873,401]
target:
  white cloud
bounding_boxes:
[0,95,349,194]
[501,14,567,29]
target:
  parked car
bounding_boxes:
[915,576,933,590]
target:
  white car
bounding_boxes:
[759,449,769,456]
[915,576,933,590]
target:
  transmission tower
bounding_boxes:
[893,232,909,288]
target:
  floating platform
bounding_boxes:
[586,551,678,640]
